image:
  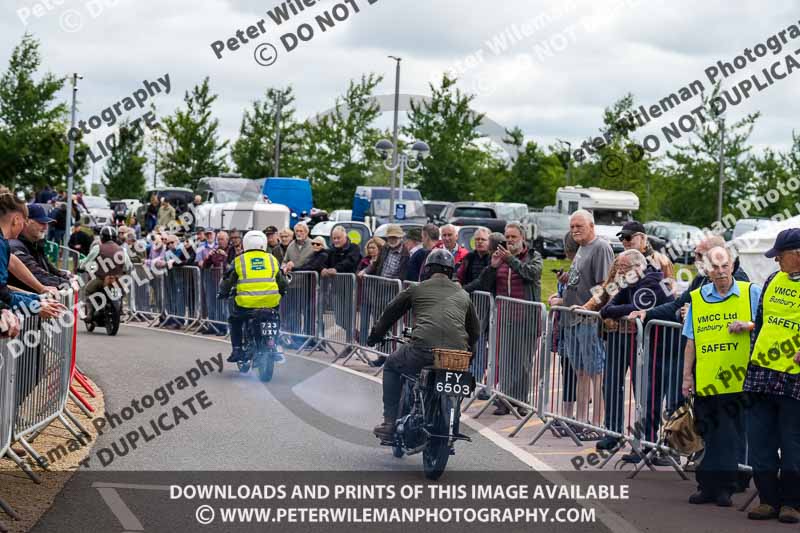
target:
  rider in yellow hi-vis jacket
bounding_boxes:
[218,230,288,363]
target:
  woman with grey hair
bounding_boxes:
[295,236,329,273]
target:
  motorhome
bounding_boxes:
[554,186,639,252]
[194,177,290,231]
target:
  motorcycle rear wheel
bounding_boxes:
[423,395,452,480]
[258,353,275,382]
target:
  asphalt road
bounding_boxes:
[30,325,617,533]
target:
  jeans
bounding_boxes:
[747,392,800,508]
[694,393,745,496]
[382,344,433,419]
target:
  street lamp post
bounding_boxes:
[717,117,725,222]
[388,56,402,222]
[375,139,430,222]
[63,73,81,269]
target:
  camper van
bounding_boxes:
[554,186,639,252]
[194,177,290,231]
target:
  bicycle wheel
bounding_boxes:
[423,394,453,480]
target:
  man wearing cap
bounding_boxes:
[680,246,760,507]
[264,226,284,263]
[359,224,409,280]
[9,204,71,292]
[618,221,674,281]
[743,228,800,523]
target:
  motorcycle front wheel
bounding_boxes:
[105,303,120,336]
[423,394,453,480]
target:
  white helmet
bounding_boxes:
[243,230,268,252]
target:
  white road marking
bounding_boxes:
[119,324,640,533]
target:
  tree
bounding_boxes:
[102,119,147,200]
[661,86,759,227]
[571,94,668,221]
[403,75,487,201]
[299,74,384,210]
[500,126,565,208]
[231,87,304,180]
[158,77,228,190]
[0,33,88,193]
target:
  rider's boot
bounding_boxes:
[227,347,246,363]
[373,416,395,439]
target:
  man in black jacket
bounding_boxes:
[322,226,362,275]
[9,204,71,292]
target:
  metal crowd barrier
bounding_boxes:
[531,306,618,447]
[12,291,87,474]
[279,271,319,350]
[473,297,547,433]
[314,273,357,361]
[462,291,496,411]
[159,266,202,330]
[194,267,229,334]
[627,320,687,478]
[349,275,402,366]
[57,245,83,274]
[127,263,166,325]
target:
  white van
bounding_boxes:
[555,186,639,253]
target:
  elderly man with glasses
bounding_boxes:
[618,221,674,284]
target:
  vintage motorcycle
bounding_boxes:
[235,308,283,383]
[375,333,475,480]
[83,275,122,336]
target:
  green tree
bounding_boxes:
[500,126,565,208]
[231,87,304,180]
[158,77,228,190]
[102,119,147,200]
[299,74,384,210]
[0,33,88,193]
[403,75,487,201]
[571,94,668,221]
[661,86,759,228]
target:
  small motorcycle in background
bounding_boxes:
[236,308,283,382]
[84,275,122,336]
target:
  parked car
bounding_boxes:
[644,221,705,263]
[83,195,115,227]
[730,217,775,241]
[523,212,570,258]
[423,201,452,223]
[310,220,372,254]
[437,202,506,233]
[488,202,528,223]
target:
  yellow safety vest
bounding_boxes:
[690,281,752,396]
[234,250,281,309]
[751,271,800,375]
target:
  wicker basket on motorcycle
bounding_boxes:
[432,348,471,371]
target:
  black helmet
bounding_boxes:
[424,248,455,270]
[100,225,117,243]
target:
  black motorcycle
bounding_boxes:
[84,275,122,336]
[235,308,283,383]
[376,335,475,480]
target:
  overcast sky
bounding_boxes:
[2,0,799,186]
